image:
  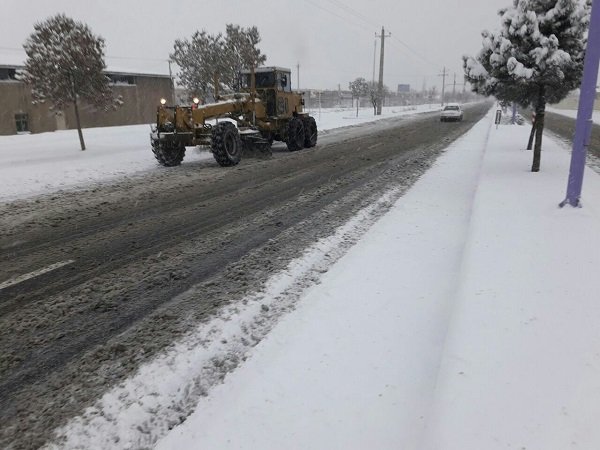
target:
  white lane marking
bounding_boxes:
[0,260,75,291]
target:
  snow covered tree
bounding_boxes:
[464,0,591,171]
[349,77,369,117]
[224,24,267,90]
[171,30,227,102]
[20,14,118,151]
[171,24,267,102]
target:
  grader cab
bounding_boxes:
[150,66,318,167]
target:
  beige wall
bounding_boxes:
[0,82,57,134]
[0,75,172,135]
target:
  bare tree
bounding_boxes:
[368,81,390,115]
[20,14,119,150]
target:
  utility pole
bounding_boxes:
[452,73,457,101]
[372,39,377,84]
[560,0,600,207]
[296,62,300,91]
[167,59,176,104]
[375,27,391,115]
[438,66,449,106]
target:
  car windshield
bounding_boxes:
[444,106,460,111]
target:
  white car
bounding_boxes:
[440,103,463,122]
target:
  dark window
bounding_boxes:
[0,68,17,81]
[107,74,136,85]
[256,72,275,88]
[15,113,29,132]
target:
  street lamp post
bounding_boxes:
[560,0,600,207]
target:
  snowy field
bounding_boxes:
[547,106,600,124]
[0,104,439,202]
[46,110,600,449]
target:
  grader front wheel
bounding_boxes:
[152,140,186,167]
[211,122,242,167]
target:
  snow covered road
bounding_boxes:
[1,103,489,449]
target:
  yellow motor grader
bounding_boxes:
[150,66,318,167]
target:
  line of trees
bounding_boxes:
[464,0,591,172]
[20,15,267,151]
[349,77,390,116]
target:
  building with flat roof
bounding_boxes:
[0,64,173,135]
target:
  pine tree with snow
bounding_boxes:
[20,14,117,151]
[464,0,591,171]
[171,24,267,102]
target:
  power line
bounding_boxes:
[302,0,373,35]
[105,55,169,63]
[388,37,440,69]
[302,0,443,71]
[323,0,380,29]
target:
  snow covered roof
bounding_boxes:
[0,49,170,78]
[0,62,170,79]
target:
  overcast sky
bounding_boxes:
[1,0,511,92]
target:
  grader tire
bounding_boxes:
[303,116,318,148]
[211,122,242,167]
[286,117,305,151]
[152,140,186,167]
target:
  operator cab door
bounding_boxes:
[275,71,293,118]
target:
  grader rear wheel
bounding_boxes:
[286,117,305,151]
[152,139,186,167]
[211,122,242,167]
[303,116,318,148]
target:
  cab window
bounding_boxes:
[278,72,292,92]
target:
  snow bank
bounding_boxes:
[0,105,439,202]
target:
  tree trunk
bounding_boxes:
[526,120,536,150]
[73,96,86,151]
[213,73,220,102]
[356,98,359,117]
[531,86,546,172]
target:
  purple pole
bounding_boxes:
[560,0,600,208]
